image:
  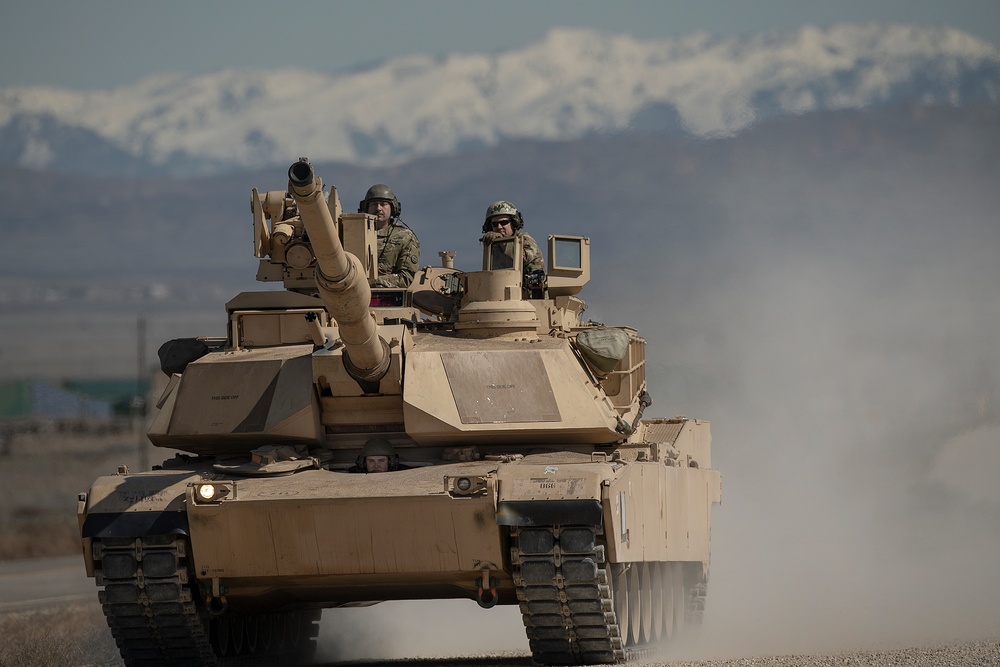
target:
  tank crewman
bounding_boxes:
[359,184,420,288]
[349,437,405,473]
[479,201,544,286]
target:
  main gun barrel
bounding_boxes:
[287,159,389,386]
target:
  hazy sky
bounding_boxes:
[3,0,999,90]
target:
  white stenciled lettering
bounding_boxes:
[119,491,164,503]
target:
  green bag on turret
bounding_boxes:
[575,327,630,374]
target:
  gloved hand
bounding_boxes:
[479,231,506,244]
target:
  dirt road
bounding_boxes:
[0,555,94,613]
[2,558,997,666]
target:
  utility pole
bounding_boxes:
[137,315,148,471]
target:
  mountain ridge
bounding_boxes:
[1,24,998,176]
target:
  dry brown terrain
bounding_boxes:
[0,604,120,667]
[0,430,161,666]
[0,427,150,561]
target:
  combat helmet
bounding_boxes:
[482,200,524,232]
[358,437,399,471]
[359,184,401,218]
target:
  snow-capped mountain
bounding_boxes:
[2,24,998,175]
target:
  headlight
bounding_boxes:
[192,482,232,504]
[445,475,488,497]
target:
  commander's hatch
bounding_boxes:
[483,234,525,272]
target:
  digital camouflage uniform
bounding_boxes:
[519,231,544,273]
[372,221,420,288]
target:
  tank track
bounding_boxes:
[684,573,708,634]
[92,534,319,666]
[511,525,629,665]
[512,526,706,665]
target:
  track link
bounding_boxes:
[94,535,216,666]
[92,535,319,666]
[511,525,628,665]
[512,526,705,665]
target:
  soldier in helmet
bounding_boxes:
[349,437,404,473]
[359,184,420,288]
[480,201,544,291]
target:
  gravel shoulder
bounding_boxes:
[640,639,1000,667]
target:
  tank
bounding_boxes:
[78,159,722,666]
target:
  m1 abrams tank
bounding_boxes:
[78,159,722,666]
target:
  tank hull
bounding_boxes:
[81,421,721,596]
[80,427,720,662]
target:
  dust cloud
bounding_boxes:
[317,600,528,661]
[311,119,1000,661]
[634,135,1000,658]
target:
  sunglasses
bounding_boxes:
[489,218,513,227]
